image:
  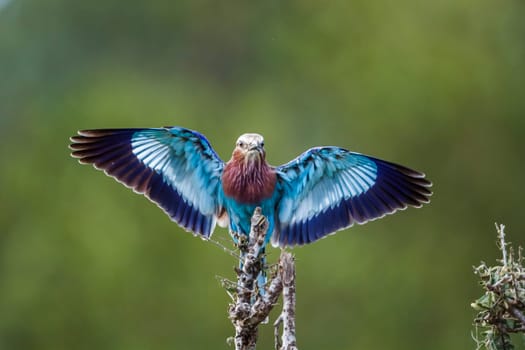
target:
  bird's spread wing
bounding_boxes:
[273,147,432,247]
[70,127,224,238]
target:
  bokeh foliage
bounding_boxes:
[1,0,524,349]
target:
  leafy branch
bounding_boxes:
[472,224,525,350]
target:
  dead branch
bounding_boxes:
[227,208,299,350]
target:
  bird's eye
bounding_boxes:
[238,141,245,147]
[260,142,264,147]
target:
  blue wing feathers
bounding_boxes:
[183,204,195,229]
[274,147,432,247]
[366,190,392,215]
[355,195,377,220]
[70,128,224,238]
[369,188,395,212]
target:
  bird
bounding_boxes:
[69,127,432,247]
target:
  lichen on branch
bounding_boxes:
[223,207,298,350]
[472,224,525,350]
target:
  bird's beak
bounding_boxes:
[244,145,264,163]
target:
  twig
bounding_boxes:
[274,252,298,350]
[274,315,283,350]
[496,223,507,267]
[208,237,242,260]
[510,306,525,326]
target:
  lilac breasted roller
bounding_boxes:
[69,127,432,247]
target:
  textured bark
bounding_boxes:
[280,252,298,350]
[228,208,285,350]
[274,252,298,350]
[226,208,299,350]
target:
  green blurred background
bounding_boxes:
[1,0,524,349]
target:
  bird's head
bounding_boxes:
[232,133,266,165]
